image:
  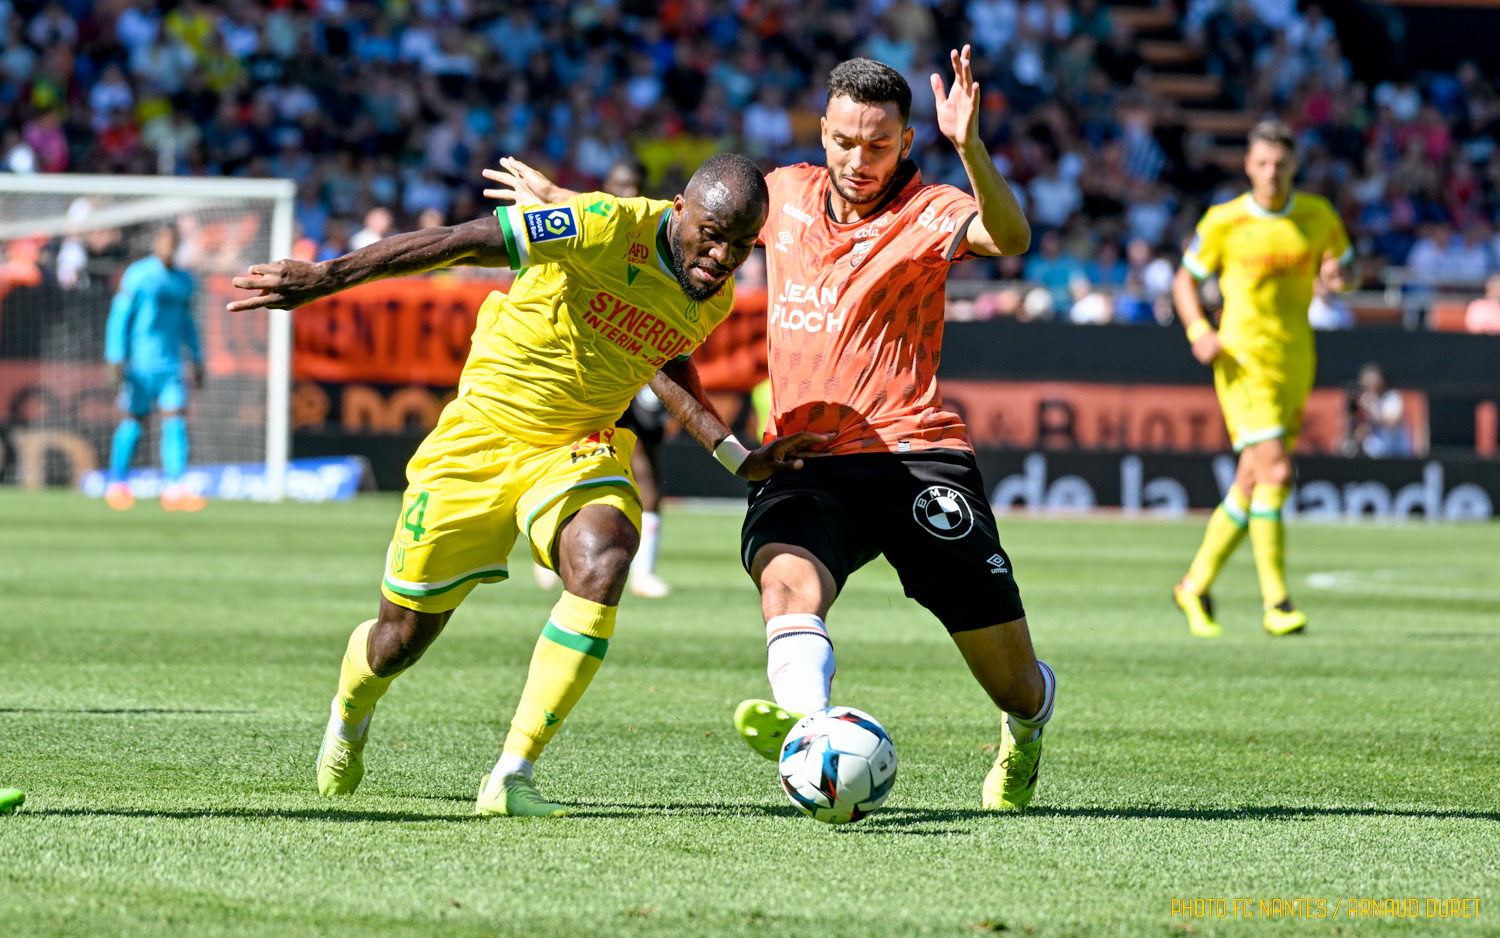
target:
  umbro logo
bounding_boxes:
[986,554,1008,574]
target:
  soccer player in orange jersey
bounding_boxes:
[484,50,1052,810]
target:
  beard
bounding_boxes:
[826,161,895,206]
[670,224,728,302]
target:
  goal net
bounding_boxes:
[0,175,294,497]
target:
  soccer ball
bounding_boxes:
[778,706,897,824]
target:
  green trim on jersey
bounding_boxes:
[383,564,510,597]
[654,210,676,279]
[494,207,524,269]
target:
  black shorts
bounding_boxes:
[616,392,665,447]
[740,450,1025,633]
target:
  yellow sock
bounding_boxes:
[1184,487,1250,593]
[334,619,405,730]
[504,593,617,762]
[1249,484,1291,608]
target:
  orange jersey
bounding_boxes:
[760,162,979,455]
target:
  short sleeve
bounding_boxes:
[1181,213,1221,279]
[494,193,616,270]
[1324,202,1353,265]
[915,187,980,263]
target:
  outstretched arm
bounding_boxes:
[651,357,831,482]
[227,216,511,312]
[933,45,1031,257]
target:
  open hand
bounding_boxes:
[1319,250,1347,292]
[482,157,568,206]
[227,259,331,312]
[932,45,981,151]
[739,431,835,481]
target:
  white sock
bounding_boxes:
[491,753,534,781]
[766,614,834,714]
[1006,660,1056,744]
[331,698,370,743]
[633,511,661,575]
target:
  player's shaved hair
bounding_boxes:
[684,153,768,219]
[827,58,912,125]
[1248,119,1296,152]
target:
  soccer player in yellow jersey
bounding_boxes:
[230,155,822,816]
[1173,120,1352,638]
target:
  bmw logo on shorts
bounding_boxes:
[912,485,974,540]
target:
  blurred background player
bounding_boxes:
[103,224,205,512]
[533,158,674,598]
[1173,120,1352,638]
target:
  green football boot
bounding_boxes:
[475,773,568,818]
[733,699,803,762]
[0,788,25,814]
[982,723,1044,811]
[316,716,367,796]
[1174,581,1223,638]
[1263,599,1307,636]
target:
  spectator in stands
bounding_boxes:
[0,0,1492,335]
[350,207,395,251]
[1024,230,1086,310]
[1465,274,1500,334]
[1308,277,1355,330]
[1347,363,1410,457]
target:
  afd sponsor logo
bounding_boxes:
[989,453,1495,521]
[524,206,578,243]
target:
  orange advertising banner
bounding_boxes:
[940,380,1429,455]
[288,278,770,392]
[291,276,501,386]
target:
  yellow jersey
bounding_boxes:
[461,194,734,445]
[1182,191,1351,368]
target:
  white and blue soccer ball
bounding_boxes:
[778,706,897,824]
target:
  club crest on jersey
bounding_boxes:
[524,206,578,243]
[912,485,974,540]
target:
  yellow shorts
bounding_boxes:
[1214,354,1314,452]
[381,400,641,613]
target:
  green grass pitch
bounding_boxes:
[1,489,1496,937]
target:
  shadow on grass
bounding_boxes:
[29,802,1497,828]
[847,805,1500,830]
[31,806,484,823]
[0,708,253,715]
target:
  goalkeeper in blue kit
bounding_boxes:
[103,225,206,512]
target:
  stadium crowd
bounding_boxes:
[3,0,1500,328]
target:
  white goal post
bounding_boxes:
[0,174,296,498]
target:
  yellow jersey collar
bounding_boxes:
[1244,191,1296,219]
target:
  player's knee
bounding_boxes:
[558,508,638,599]
[754,547,834,618]
[1260,457,1293,488]
[370,599,449,676]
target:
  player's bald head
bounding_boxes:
[669,154,768,302]
[683,153,768,225]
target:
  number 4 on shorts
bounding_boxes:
[403,491,430,542]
